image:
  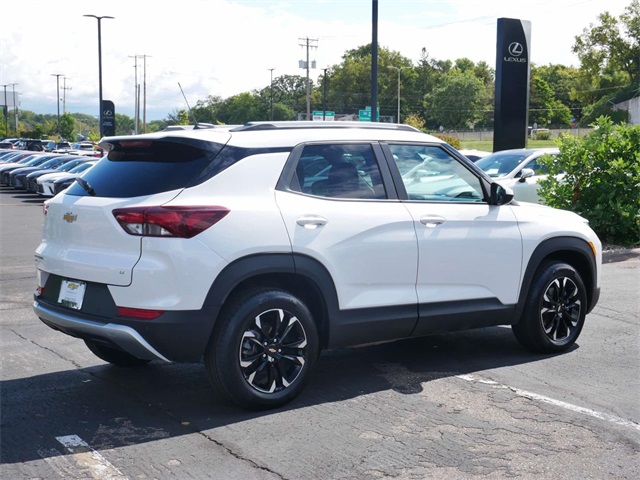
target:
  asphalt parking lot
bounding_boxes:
[1,187,639,479]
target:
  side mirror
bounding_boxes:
[490,182,514,205]
[518,168,535,183]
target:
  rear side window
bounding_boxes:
[289,144,386,199]
[65,138,225,198]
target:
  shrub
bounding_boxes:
[434,134,461,149]
[402,113,426,131]
[532,131,551,140]
[537,116,640,246]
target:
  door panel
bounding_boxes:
[384,143,523,317]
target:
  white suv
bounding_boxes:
[33,122,602,409]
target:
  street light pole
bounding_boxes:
[268,68,275,121]
[322,68,328,121]
[84,14,114,138]
[51,74,63,134]
[388,66,408,124]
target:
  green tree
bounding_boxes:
[165,109,190,125]
[424,72,490,129]
[572,0,639,103]
[192,95,224,124]
[217,92,262,124]
[270,75,309,115]
[529,76,572,127]
[538,117,640,245]
[533,64,583,121]
[115,113,135,135]
[324,44,416,120]
[58,113,76,141]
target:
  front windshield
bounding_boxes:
[475,152,531,177]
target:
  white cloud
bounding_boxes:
[0,0,632,121]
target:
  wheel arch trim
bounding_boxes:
[515,236,599,322]
[203,252,339,340]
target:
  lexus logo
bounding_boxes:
[508,42,524,57]
[103,109,113,116]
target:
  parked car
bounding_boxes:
[474,148,560,204]
[0,154,52,184]
[0,150,34,164]
[37,161,98,196]
[458,149,491,162]
[34,122,601,410]
[8,155,78,189]
[26,157,94,193]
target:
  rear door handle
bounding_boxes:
[296,215,328,229]
[420,215,446,228]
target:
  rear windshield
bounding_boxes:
[65,137,226,198]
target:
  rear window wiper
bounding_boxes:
[75,177,96,196]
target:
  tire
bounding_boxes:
[84,340,151,367]
[512,261,587,353]
[205,288,319,409]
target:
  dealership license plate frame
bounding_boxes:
[57,279,87,310]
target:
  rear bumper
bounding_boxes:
[33,299,220,362]
[34,300,170,361]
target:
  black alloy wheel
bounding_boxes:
[513,261,587,353]
[239,308,308,394]
[539,276,582,343]
[205,288,319,409]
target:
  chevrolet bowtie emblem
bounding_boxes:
[63,212,78,223]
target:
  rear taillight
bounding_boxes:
[112,206,229,239]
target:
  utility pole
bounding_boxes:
[62,77,72,114]
[130,54,150,134]
[10,83,18,134]
[51,74,63,134]
[388,66,408,123]
[1,84,7,137]
[269,68,275,121]
[142,55,150,133]
[298,37,318,120]
[130,55,140,134]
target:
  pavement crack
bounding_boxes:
[9,328,84,369]
[195,430,289,480]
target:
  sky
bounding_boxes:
[0,0,633,122]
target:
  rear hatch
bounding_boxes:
[36,134,229,286]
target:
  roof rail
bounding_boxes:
[162,123,221,132]
[230,121,420,133]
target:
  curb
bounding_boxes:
[602,248,640,264]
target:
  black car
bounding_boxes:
[9,155,79,190]
[25,157,92,193]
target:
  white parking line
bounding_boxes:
[38,435,129,479]
[457,374,640,432]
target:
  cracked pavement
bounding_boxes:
[1,190,639,479]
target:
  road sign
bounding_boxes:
[359,106,379,122]
[313,111,335,121]
[359,110,371,122]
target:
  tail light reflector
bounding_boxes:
[112,206,229,238]
[117,306,165,319]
